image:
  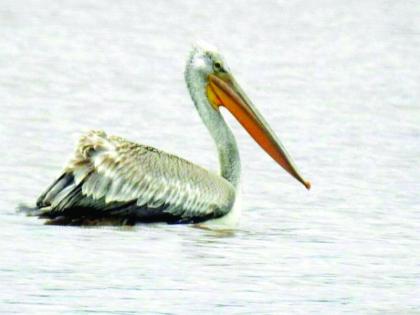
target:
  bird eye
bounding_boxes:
[214,61,222,71]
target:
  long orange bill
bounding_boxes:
[208,73,311,190]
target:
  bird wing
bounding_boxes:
[36,130,236,224]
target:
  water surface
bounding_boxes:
[0,0,419,314]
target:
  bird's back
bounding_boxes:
[36,130,236,225]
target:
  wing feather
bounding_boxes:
[37,130,235,224]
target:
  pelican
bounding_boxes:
[33,44,310,227]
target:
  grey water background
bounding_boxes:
[0,0,419,314]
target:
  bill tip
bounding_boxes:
[304,180,311,190]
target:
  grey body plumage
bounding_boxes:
[36,130,235,225]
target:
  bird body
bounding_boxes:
[36,130,235,225]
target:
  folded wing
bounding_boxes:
[36,130,235,225]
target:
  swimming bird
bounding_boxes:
[34,44,310,227]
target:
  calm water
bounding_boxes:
[1,0,419,314]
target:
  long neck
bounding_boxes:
[185,69,241,188]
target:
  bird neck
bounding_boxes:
[185,69,241,188]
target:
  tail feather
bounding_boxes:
[17,203,45,217]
